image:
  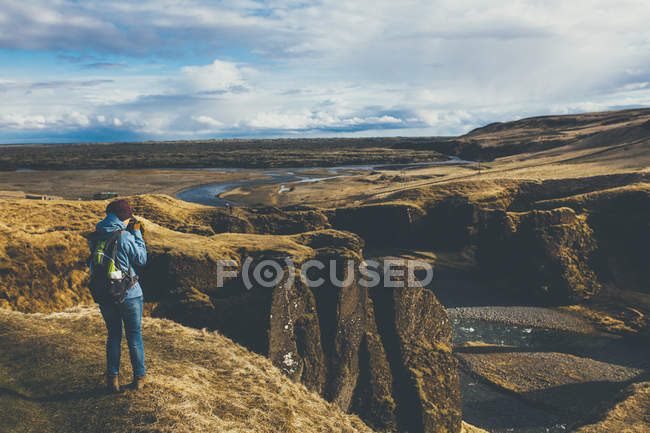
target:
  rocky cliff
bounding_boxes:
[147,229,462,433]
[329,174,649,309]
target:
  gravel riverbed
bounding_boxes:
[448,305,596,333]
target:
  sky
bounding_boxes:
[1,0,650,143]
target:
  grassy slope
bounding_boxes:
[0,307,374,433]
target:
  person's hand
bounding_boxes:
[133,220,145,234]
[128,219,145,235]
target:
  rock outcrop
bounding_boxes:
[369,260,461,432]
[151,234,461,433]
[477,207,601,303]
[327,203,426,249]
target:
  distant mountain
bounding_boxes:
[394,108,650,161]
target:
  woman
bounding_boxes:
[91,198,147,392]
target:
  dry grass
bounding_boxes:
[460,421,488,433]
[237,138,649,208]
[0,307,374,433]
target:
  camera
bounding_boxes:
[126,218,145,235]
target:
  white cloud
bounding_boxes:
[248,110,313,130]
[193,115,223,128]
[68,111,90,126]
[245,110,407,131]
[0,112,89,130]
[418,110,472,127]
[181,59,248,93]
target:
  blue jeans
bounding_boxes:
[99,296,146,378]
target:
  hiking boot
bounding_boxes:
[133,375,146,391]
[106,374,120,393]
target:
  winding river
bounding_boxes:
[175,158,473,206]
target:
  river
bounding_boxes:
[175,158,473,206]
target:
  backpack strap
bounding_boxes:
[107,230,139,292]
[90,230,120,269]
[106,230,126,273]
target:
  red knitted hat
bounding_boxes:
[106,199,133,221]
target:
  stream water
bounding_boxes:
[175,158,473,207]
[176,172,303,207]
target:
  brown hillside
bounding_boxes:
[393,107,650,160]
[466,108,650,146]
[0,307,374,433]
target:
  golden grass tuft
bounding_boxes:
[460,421,489,433]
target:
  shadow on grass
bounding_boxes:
[0,385,122,402]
